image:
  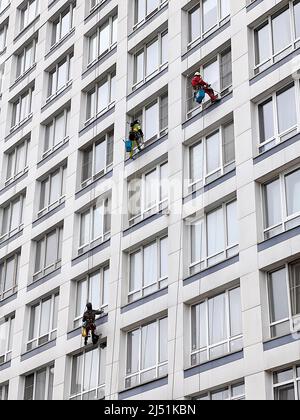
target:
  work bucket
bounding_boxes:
[125,139,133,152]
[195,89,205,104]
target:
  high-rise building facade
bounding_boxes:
[0,0,300,401]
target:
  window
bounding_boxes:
[263,167,300,239]
[128,237,168,303]
[48,53,73,100]
[268,260,300,338]
[20,0,38,31]
[187,0,230,48]
[0,0,9,13]
[74,266,109,328]
[258,83,299,153]
[39,165,66,217]
[11,87,34,129]
[189,200,238,274]
[195,382,245,400]
[128,162,168,226]
[131,93,168,147]
[27,293,59,351]
[90,0,106,12]
[187,49,232,118]
[0,314,15,365]
[191,287,242,366]
[34,227,63,281]
[0,64,4,94]
[133,31,168,89]
[134,0,168,28]
[24,364,54,400]
[88,15,117,66]
[125,317,168,389]
[86,71,116,122]
[70,346,106,400]
[254,2,300,75]
[79,197,111,254]
[16,39,36,79]
[273,365,300,400]
[44,108,70,158]
[81,131,114,188]
[0,194,24,244]
[189,121,235,192]
[5,139,29,186]
[0,23,8,52]
[0,383,8,400]
[0,253,20,301]
[51,4,74,47]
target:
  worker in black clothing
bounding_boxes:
[128,120,144,159]
[82,303,104,346]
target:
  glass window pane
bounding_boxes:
[191,302,207,350]
[130,251,142,293]
[211,388,229,400]
[127,329,140,374]
[209,293,227,345]
[145,102,159,141]
[71,353,83,396]
[206,132,220,174]
[144,242,157,287]
[295,1,300,39]
[102,267,109,306]
[35,368,46,400]
[226,201,238,247]
[223,122,235,165]
[89,271,101,311]
[277,85,297,134]
[203,0,217,33]
[146,39,159,76]
[40,298,51,337]
[83,349,99,393]
[76,279,88,318]
[191,221,204,264]
[275,384,295,400]
[264,179,282,228]
[160,237,168,279]
[45,231,57,267]
[190,142,203,183]
[141,322,156,369]
[289,262,300,317]
[189,6,200,42]
[229,288,242,337]
[285,169,300,217]
[255,24,270,65]
[269,269,289,323]
[259,99,274,143]
[207,207,225,257]
[145,169,157,210]
[159,318,168,363]
[95,140,106,174]
[272,9,291,54]
[99,22,110,55]
[80,211,90,246]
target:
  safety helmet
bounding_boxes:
[86,302,93,311]
[194,72,201,76]
[133,119,141,125]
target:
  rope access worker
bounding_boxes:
[128,119,144,159]
[191,72,219,104]
[82,303,104,346]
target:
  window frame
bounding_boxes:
[189,199,239,275]
[190,286,243,366]
[5,139,30,186]
[0,195,24,243]
[33,227,63,281]
[27,292,59,351]
[78,197,111,255]
[253,1,300,75]
[11,87,34,131]
[69,345,106,400]
[87,14,117,67]
[0,253,19,301]
[20,0,38,31]
[262,165,300,240]
[133,30,168,90]
[188,121,235,193]
[47,53,73,102]
[51,3,74,48]
[73,265,109,328]
[273,365,300,400]
[85,71,116,124]
[16,38,37,81]
[133,0,168,30]
[43,108,70,159]
[38,165,66,218]
[24,364,54,401]
[128,236,168,303]
[257,81,300,153]
[125,317,168,389]
[187,0,231,50]
[0,314,15,365]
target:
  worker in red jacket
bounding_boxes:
[191,72,219,103]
